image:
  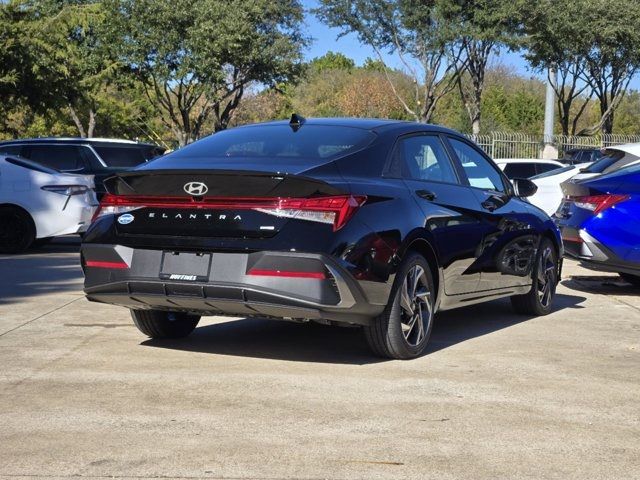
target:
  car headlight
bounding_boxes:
[41,185,89,196]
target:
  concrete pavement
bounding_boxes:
[0,238,639,479]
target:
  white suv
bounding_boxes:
[0,155,97,253]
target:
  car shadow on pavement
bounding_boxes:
[426,292,586,355]
[0,237,83,305]
[562,275,640,297]
[142,292,586,365]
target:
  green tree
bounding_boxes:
[361,57,388,72]
[524,0,640,135]
[315,0,465,123]
[308,51,355,72]
[104,0,307,146]
[34,0,118,137]
[439,0,521,135]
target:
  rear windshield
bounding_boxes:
[581,151,623,173]
[164,125,376,162]
[93,145,158,168]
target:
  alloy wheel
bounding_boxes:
[399,265,433,347]
[537,246,556,308]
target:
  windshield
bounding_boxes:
[162,124,376,164]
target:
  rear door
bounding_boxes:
[391,133,486,295]
[446,136,541,291]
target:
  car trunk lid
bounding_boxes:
[100,169,359,239]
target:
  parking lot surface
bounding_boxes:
[1,238,639,480]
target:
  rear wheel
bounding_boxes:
[619,272,640,286]
[364,252,435,359]
[32,237,54,248]
[0,206,35,254]
[511,238,558,315]
[131,309,200,339]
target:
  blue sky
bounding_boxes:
[301,0,541,80]
[301,0,640,90]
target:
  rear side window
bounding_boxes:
[396,135,458,184]
[93,146,147,168]
[503,163,538,179]
[0,145,22,156]
[449,138,505,192]
[25,145,84,171]
[165,125,376,162]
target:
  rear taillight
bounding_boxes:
[92,193,143,222]
[570,194,629,215]
[255,195,366,231]
[92,194,366,231]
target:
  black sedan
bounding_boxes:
[81,117,562,359]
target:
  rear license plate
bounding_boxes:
[160,252,212,281]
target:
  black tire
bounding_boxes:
[32,237,54,248]
[619,272,640,286]
[364,252,435,359]
[511,238,558,315]
[0,206,35,254]
[131,309,200,339]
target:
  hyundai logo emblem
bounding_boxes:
[184,181,208,196]
[117,213,135,225]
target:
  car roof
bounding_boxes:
[602,142,640,158]
[0,137,161,148]
[495,158,564,164]
[231,117,465,136]
[565,147,600,153]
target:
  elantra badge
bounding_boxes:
[117,213,135,225]
[184,181,208,196]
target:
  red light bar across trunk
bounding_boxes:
[85,260,129,269]
[247,268,326,279]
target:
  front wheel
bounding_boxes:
[131,310,200,339]
[364,252,435,359]
[619,272,640,287]
[511,238,558,315]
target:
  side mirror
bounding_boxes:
[512,178,538,198]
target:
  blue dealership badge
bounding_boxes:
[117,213,135,225]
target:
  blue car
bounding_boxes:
[556,163,640,285]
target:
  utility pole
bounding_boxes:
[542,67,558,159]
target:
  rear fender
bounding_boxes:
[396,229,442,310]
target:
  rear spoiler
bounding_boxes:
[103,169,346,198]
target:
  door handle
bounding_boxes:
[415,189,436,201]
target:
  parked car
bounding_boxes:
[561,147,604,165]
[566,143,640,183]
[81,117,562,359]
[0,154,98,253]
[556,162,640,285]
[495,158,565,179]
[0,138,165,198]
[528,163,592,216]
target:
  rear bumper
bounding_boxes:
[561,227,640,276]
[81,244,384,325]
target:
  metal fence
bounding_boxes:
[467,132,640,159]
